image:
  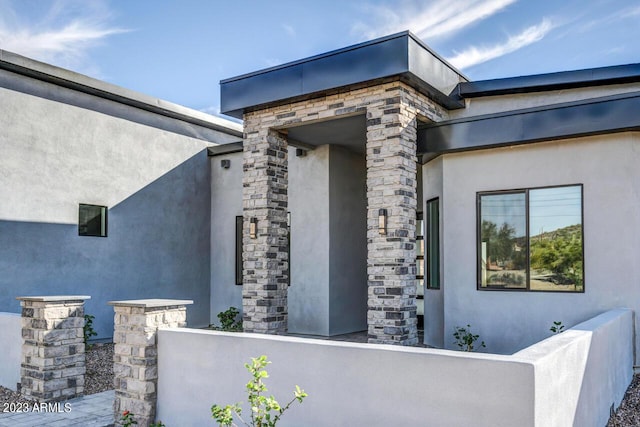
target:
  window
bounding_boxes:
[235,216,243,285]
[416,212,424,327]
[426,198,440,289]
[477,185,583,292]
[78,204,107,237]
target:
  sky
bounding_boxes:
[0,0,638,119]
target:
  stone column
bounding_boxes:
[109,299,192,427]
[241,124,289,334]
[366,91,419,346]
[17,295,90,401]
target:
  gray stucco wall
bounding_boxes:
[289,145,331,335]
[210,144,368,335]
[329,146,367,335]
[209,151,244,324]
[422,158,444,347]
[0,74,221,338]
[424,132,640,361]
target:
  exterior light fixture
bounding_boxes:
[221,159,230,168]
[378,209,387,235]
[250,217,258,239]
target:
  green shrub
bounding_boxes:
[453,324,486,352]
[83,314,97,350]
[211,355,307,427]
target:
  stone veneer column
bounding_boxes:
[241,125,288,333]
[109,299,192,427]
[366,90,419,345]
[17,295,90,401]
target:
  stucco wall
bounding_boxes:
[0,313,21,390]
[329,146,367,335]
[288,145,331,335]
[156,309,632,427]
[422,157,444,347]
[0,73,219,338]
[450,83,640,119]
[424,132,640,360]
[210,151,244,324]
[211,144,368,336]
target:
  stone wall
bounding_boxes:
[242,81,446,344]
[17,296,89,401]
[109,299,192,427]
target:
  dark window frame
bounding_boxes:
[78,204,107,237]
[476,184,585,293]
[235,216,243,286]
[426,197,440,290]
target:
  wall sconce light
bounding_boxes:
[221,159,230,169]
[378,209,387,235]
[295,148,307,157]
[249,217,258,239]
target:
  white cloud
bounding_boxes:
[0,0,127,74]
[282,24,296,38]
[447,18,553,69]
[352,0,516,41]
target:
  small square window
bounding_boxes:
[79,204,107,237]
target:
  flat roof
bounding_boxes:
[452,63,640,99]
[220,31,467,118]
[0,49,243,137]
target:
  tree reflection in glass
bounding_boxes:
[479,192,527,288]
[529,186,583,291]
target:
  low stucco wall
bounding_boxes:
[156,309,632,427]
[0,312,22,390]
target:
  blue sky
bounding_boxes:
[0,0,638,118]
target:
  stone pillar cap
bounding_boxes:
[108,298,193,308]
[16,295,91,302]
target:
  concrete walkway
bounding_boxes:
[0,390,114,427]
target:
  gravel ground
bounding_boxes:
[608,374,640,427]
[0,343,114,406]
[0,345,637,426]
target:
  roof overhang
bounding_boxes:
[451,63,640,100]
[418,91,640,162]
[220,31,467,119]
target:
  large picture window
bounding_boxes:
[477,185,583,292]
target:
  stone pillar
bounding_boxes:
[109,299,192,427]
[241,125,288,334]
[17,295,90,401]
[366,91,419,345]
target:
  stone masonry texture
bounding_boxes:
[18,296,89,401]
[110,300,190,427]
[242,80,446,342]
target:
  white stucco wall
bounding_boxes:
[423,132,640,361]
[0,312,21,390]
[156,309,632,427]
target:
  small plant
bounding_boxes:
[453,324,486,352]
[120,410,165,426]
[550,320,565,334]
[211,355,307,427]
[83,314,98,350]
[215,307,243,332]
[121,411,138,426]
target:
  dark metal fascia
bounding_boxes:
[207,142,244,156]
[0,55,243,138]
[418,91,640,157]
[451,63,640,100]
